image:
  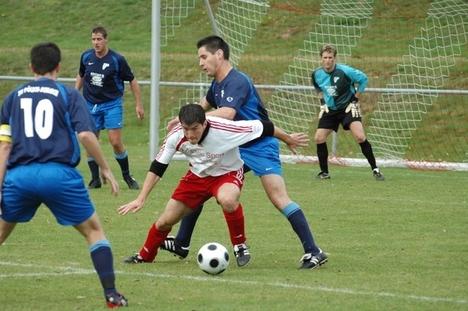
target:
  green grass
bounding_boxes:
[1,157,467,310]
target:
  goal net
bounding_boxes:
[161,0,196,47]
[367,0,468,169]
[161,0,269,136]
[267,0,375,162]
[159,0,467,170]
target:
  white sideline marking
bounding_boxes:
[0,261,467,305]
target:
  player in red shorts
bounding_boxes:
[119,104,307,267]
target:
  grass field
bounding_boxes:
[1,148,467,310]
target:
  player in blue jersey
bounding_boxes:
[0,42,128,308]
[76,26,144,190]
[311,44,384,181]
[163,35,327,270]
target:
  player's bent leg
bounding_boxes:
[350,122,384,180]
[223,203,250,267]
[349,121,366,144]
[260,174,291,210]
[260,177,327,269]
[216,184,250,267]
[74,213,127,308]
[160,205,205,259]
[314,128,333,178]
[126,200,189,264]
[74,212,106,244]
[108,129,140,190]
[0,219,17,245]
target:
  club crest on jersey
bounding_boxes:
[326,85,337,96]
[90,72,104,87]
[102,63,110,70]
[227,96,233,102]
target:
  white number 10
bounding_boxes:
[20,98,54,139]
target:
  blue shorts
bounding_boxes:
[240,137,282,176]
[87,98,123,130]
[1,162,95,226]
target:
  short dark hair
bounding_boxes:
[197,35,230,60]
[92,26,108,38]
[179,104,206,125]
[320,44,337,57]
[30,42,61,75]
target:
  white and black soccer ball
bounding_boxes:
[197,242,229,275]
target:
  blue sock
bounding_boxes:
[175,205,204,248]
[90,240,116,296]
[281,202,321,255]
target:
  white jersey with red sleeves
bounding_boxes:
[155,116,265,177]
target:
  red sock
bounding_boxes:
[138,223,170,262]
[223,204,246,245]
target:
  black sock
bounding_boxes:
[286,206,320,255]
[90,241,116,296]
[316,143,329,173]
[115,152,130,176]
[88,159,100,180]
[359,139,377,170]
[175,205,204,248]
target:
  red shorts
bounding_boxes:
[171,168,244,209]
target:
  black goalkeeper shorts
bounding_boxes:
[317,108,362,132]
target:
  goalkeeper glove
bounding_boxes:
[345,98,361,118]
[318,98,329,119]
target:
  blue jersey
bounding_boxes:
[78,49,135,104]
[0,78,95,168]
[311,64,368,110]
[205,68,281,176]
[206,68,269,122]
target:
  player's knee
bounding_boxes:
[355,135,366,144]
[314,133,326,144]
[110,141,124,152]
[218,198,238,213]
[155,219,172,232]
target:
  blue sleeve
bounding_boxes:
[341,64,368,92]
[220,75,250,111]
[118,54,135,82]
[78,50,92,77]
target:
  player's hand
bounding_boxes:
[318,99,329,119]
[286,132,309,154]
[100,168,119,196]
[136,104,145,120]
[118,199,145,215]
[167,117,180,131]
[345,99,361,118]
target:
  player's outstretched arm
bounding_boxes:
[118,171,161,215]
[78,131,119,195]
[273,126,309,154]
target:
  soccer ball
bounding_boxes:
[197,242,229,275]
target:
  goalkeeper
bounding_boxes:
[311,44,384,181]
